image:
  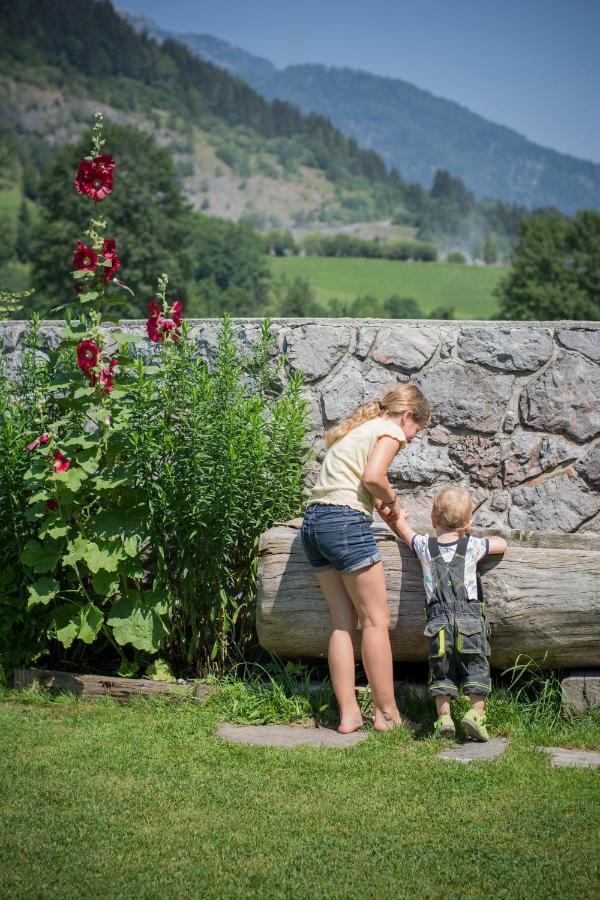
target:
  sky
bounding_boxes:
[119,0,600,163]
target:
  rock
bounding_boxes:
[561,670,600,714]
[0,321,30,353]
[285,323,351,382]
[458,326,553,371]
[519,353,600,442]
[576,443,600,488]
[439,329,455,359]
[355,324,379,360]
[537,747,600,769]
[556,328,600,363]
[371,324,440,372]
[429,425,450,445]
[490,491,511,512]
[187,322,222,367]
[508,475,599,532]
[437,738,508,763]
[417,361,514,434]
[389,439,459,485]
[472,503,504,529]
[503,411,518,433]
[449,435,503,487]
[217,723,369,748]
[320,358,400,423]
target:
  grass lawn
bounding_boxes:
[270,257,509,320]
[1,685,599,899]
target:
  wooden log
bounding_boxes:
[13,668,216,702]
[257,522,600,669]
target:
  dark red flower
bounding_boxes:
[53,451,70,473]
[99,358,118,394]
[74,282,84,294]
[170,300,183,326]
[76,340,101,373]
[72,241,98,271]
[75,160,113,200]
[45,499,59,512]
[101,237,120,285]
[26,433,50,452]
[146,300,180,343]
[93,154,116,173]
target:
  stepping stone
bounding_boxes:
[217,723,369,748]
[437,737,508,763]
[537,747,600,769]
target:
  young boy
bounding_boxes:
[381,486,507,741]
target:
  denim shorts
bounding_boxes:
[301,503,382,574]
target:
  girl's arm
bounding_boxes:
[362,435,403,512]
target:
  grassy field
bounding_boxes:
[1,683,598,899]
[270,257,509,319]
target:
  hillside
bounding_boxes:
[121,10,600,215]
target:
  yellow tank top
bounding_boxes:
[308,417,406,516]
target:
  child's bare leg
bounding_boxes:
[435,696,452,717]
[341,562,404,731]
[467,694,486,714]
[316,569,363,733]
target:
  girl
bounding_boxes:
[301,383,430,733]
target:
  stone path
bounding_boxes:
[216,725,600,767]
[436,738,508,763]
[537,747,600,769]
[217,723,369,748]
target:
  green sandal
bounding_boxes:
[461,709,489,742]
[434,714,456,736]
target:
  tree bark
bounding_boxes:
[257,521,600,668]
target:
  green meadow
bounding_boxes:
[270,257,509,319]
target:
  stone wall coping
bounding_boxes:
[2,319,600,329]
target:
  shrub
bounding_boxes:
[446,251,466,264]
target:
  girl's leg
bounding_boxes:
[315,569,363,733]
[435,696,452,717]
[341,561,403,732]
[467,694,486,715]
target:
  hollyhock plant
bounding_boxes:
[99,358,119,394]
[77,340,101,374]
[73,241,98,272]
[146,298,183,343]
[93,154,116,173]
[45,499,59,512]
[101,237,120,284]
[26,433,50,452]
[53,451,71,473]
[75,160,114,200]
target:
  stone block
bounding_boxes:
[576,443,600,488]
[561,670,600,714]
[519,353,600,442]
[556,328,600,363]
[285,322,351,382]
[417,361,514,434]
[508,475,599,532]
[371,324,440,372]
[458,326,553,371]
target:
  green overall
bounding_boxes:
[424,536,491,698]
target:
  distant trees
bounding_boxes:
[300,233,437,262]
[496,209,600,320]
[483,232,498,265]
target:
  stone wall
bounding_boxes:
[2,318,599,533]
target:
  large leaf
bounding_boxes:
[27,576,60,608]
[54,466,86,493]
[39,518,70,540]
[145,659,175,683]
[91,570,119,598]
[107,596,167,652]
[21,539,62,574]
[63,538,122,574]
[77,603,104,644]
[52,604,79,648]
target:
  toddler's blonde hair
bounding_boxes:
[325,383,430,447]
[432,486,473,532]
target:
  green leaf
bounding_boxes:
[28,490,51,504]
[62,435,101,450]
[117,658,140,678]
[144,589,169,616]
[25,501,48,522]
[21,539,62,574]
[27,576,60,608]
[114,331,142,344]
[91,570,120,598]
[106,597,167,651]
[77,603,104,644]
[145,659,175,683]
[63,538,122,574]
[54,466,86,493]
[39,518,70,540]
[74,386,95,399]
[78,291,99,304]
[92,474,130,491]
[52,604,79,648]
[123,535,139,558]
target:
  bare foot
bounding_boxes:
[337,716,364,734]
[373,714,422,734]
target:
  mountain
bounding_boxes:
[120,10,600,215]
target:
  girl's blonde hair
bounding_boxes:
[325,383,430,447]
